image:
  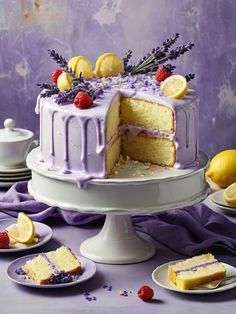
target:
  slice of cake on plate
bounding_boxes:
[22,246,81,285]
[168,253,226,290]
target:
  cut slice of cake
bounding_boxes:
[168,253,226,290]
[22,246,81,285]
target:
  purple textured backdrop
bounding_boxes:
[0,0,235,157]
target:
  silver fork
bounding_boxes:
[195,275,236,290]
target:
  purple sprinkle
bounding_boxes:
[15,268,25,275]
[83,292,90,296]
[93,297,97,301]
[86,297,92,301]
[108,286,112,291]
[102,285,108,289]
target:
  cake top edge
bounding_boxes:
[37,33,196,110]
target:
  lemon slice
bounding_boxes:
[7,212,35,244]
[160,75,188,99]
[68,56,93,80]
[224,183,236,207]
[94,52,124,78]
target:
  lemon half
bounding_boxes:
[7,212,35,244]
[68,56,93,80]
[206,150,236,188]
[57,72,73,92]
[224,183,236,207]
[160,75,188,99]
[94,52,124,78]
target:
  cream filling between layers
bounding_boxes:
[106,123,175,151]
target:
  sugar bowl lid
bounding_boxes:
[0,119,33,142]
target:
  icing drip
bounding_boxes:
[78,117,90,172]
[49,109,57,167]
[94,118,105,154]
[35,94,42,115]
[62,115,72,174]
[175,260,219,275]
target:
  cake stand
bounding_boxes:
[27,148,209,264]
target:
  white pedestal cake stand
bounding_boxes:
[27,148,209,264]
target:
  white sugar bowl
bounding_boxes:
[0,118,38,169]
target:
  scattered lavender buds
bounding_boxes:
[83,292,97,302]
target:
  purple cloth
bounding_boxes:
[1,182,236,256]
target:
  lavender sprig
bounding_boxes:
[123,34,194,76]
[37,83,59,98]
[123,50,133,73]
[48,49,77,80]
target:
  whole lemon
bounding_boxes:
[206,150,236,188]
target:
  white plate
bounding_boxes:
[0,175,31,182]
[0,177,31,188]
[0,165,30,174]
[7,254,96,288]
[210,190,236,209]
[0,170,31,178]
[152,260,236,294]
[0,219,52,252]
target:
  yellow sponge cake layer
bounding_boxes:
[105,95,120,142]
[122,134,176,166]
[121,97,174,134]
[47,246,81,275]
[22,246,81,285]
[168,254,226,290]
[106,136,121,174]
[22,255,54,285]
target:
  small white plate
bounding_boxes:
[210,190,236,214]
[0,170,31,178]
[0,175,31,182]
[7,254,96,288]
[0,165,30,174]
[0,177,31,188]
[0,219,52,252]
[210,190,236,209]
[152,260,236,294]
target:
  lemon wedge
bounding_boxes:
[160,75,188,99]
[68,56,93,80]
[94,52,124,78]
[224,183,236,207]
[7,212,35,244]
[206,150,236,188]
[57,72,73,92]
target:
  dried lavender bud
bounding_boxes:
[37,83,54,89]
[163,64,176,73]
[185,73,195,82]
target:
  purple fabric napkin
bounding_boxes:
[1,182,236,256]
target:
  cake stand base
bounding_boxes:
[27,148,209,264]
[80,214,155,264]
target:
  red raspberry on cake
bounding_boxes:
[74,92,94,109]
[155,64,174,82]
[0,231,10,248]
[137,285,154,301]
[51,69,63,84]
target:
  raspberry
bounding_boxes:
[74,92,94,109]
[137,285,154,301]
[0,232,10,248]
[155,66,172,82]
[51,69,63,84]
